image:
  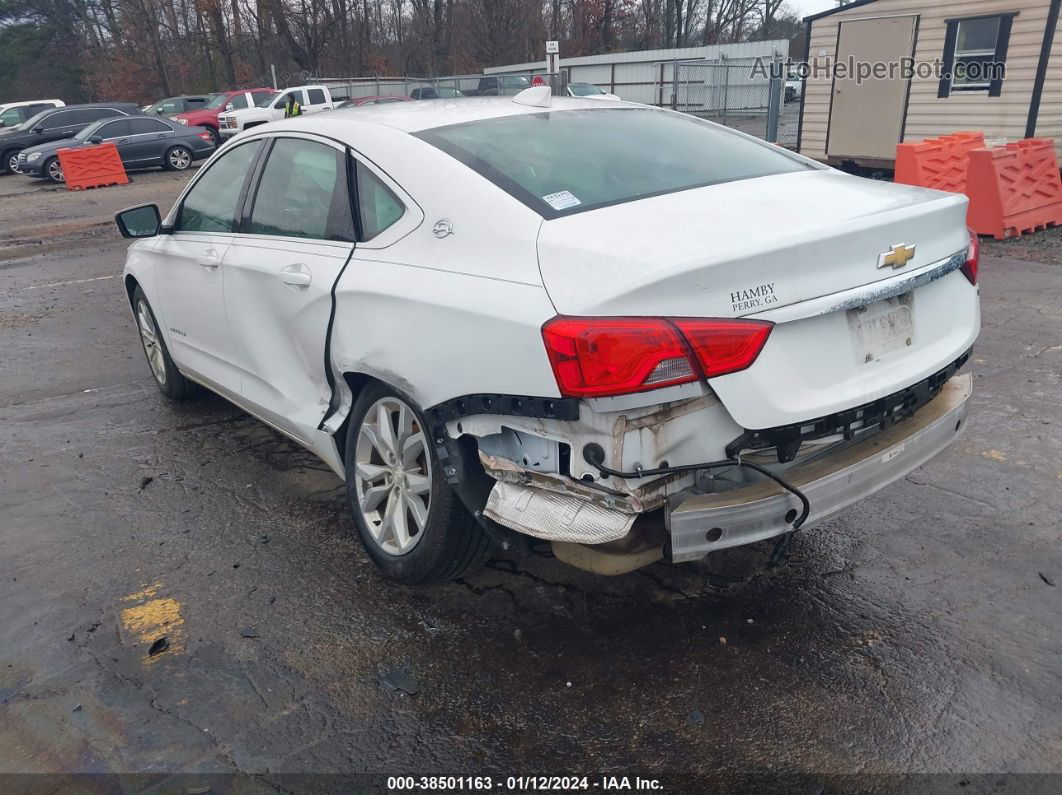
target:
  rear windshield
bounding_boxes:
[417,107,811,218]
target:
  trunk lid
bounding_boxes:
[536,169,969,317]
[536,169,979,430]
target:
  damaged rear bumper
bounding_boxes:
[668,373,972,561]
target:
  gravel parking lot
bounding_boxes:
[1,169,1060,790]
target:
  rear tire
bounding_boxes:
[344,382,490,584]
[163,145,193,171]
[132,286,199,400]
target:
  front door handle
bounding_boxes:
[279,264,312,288]
[197,249,220,269]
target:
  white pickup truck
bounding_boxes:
[217,85,335,138]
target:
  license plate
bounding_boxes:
[847,292,914,364]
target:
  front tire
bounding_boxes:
[132,286,199,400]
[164,145,193,171]
[3,149,21,175]
[345,383,490,584]
[44,156,64,183]
[204,126,220,147]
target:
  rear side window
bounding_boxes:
[248,138,354,241]
[355,160,404,240]
[0,108,21,126]
[307,88,326,104]
[177,140,262,233]
[418,107,811,218]
[71,108,120,124]
[130,118,170,134]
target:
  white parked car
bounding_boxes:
[564,82,620,101]
[217,85,335,138]
[0,99,64,128]
[115,94,979,583]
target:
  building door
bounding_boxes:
[827,16,917,160]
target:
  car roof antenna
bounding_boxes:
[513,86,552,108]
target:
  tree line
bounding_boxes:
[0,0,801,104]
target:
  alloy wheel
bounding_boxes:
[168,148,192,170]
[353,396,432,556]
[8,153,20,174]
[47,159,64,182]
[136,300,167,386]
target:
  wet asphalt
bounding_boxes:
[0,171,1060,792]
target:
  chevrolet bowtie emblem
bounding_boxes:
[878,243,916,269]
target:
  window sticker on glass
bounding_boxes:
[543,190,581,210]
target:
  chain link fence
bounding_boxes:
[671,58,796,147]
[301,59,799,148]
[310,73,540,101]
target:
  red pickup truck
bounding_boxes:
[171,88,274,146]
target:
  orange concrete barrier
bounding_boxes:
[965,138,1062,239]
[894,132,985,192]
[57,142,129,191]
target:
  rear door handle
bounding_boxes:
[279,264,312,288]
[197,249,220,269]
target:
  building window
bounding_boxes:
[939,14,1016,98]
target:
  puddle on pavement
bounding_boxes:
[119,581,185,664]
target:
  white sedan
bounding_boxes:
[116,92,979,583]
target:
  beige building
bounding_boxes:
[796,0,1061,166]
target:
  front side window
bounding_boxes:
[177,140,263,233]
[74,121,106,141]
[355,160,404,240]
[255,92,278,107]
[417,107,810,219]
[206,93,231,109]
[40,111,73,129]
[0,108,21,126]
[248,138,354,241]
[273,91,300,109]
[940,14,1013,97]
[96,119,132,139]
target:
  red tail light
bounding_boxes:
[541,316,773,398]
[961,228,979,285]
[198,132,212,142]
[671,318,774,378]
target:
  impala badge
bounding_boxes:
[878,243,915,269]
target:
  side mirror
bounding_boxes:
[225,102,233,111]
[32,126,44,134]
[115,204,163,239]
[89,135,103,144]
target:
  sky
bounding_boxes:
[791,0,840,18]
